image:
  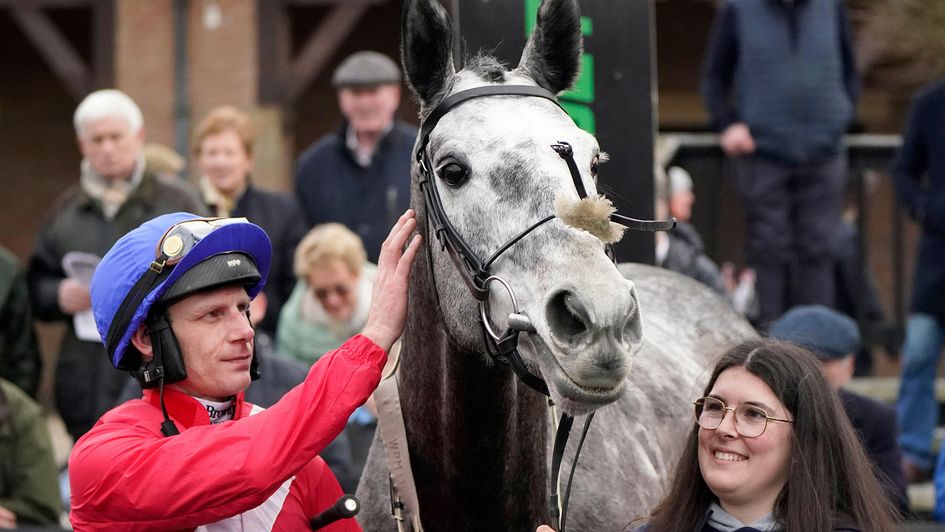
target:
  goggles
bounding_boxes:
[153,217,250,270]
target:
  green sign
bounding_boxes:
[525,0,596,133]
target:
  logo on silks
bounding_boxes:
[206,403,236,423]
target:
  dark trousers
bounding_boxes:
[733,153,846,325]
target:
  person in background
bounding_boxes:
[192,105,307,336]
[770,305,909,515]
[277,223,375,365]
[891,78,945,485]
[277,223,377,491]
[701,0,858,327]
[27,89,206,442]
[294,51,415,263]
[0,377,62,528]
[538,340,898,532]
[0,245,42,399]
[656,166,728,296]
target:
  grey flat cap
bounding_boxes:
[332,51,401,88]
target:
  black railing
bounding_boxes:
[659,133,905,345]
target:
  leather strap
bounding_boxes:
[374,360,424,532]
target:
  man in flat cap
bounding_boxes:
[294,50,416,263]
[771,305,909,515]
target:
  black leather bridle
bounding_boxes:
[416,84,673,395]
[415,83,674,531]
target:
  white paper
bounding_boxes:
[62,251,102,342]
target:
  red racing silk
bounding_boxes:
[69,334,384,531]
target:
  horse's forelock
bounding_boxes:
[464,53,509,84]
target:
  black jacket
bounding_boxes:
[839,389,910,514]
[0,246,41,398]
[294,121,416,263]
[892,79,945,322]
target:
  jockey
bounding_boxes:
[68,210,420,530]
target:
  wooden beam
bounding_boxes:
[91,0,115,88]
[0,0,89,6]
[284,4,370,104]
[285,0,385,4]
[258,0,290,104]
[10,7,92,99]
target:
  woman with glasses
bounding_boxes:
[539,339,899,531]
[635,339,898,531]
[277,223,375,365]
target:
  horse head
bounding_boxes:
[402,0,644,415]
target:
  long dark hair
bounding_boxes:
[646,339,898,531]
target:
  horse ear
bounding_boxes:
[401,0,456,109]
[517,0,582,94]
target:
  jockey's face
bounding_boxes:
[166,285,255,401]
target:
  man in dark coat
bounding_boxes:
[701,0,859,326]
[27,89,207,441]
[771,305,910,514]
[294,51,416,263]
[892,78,945,483]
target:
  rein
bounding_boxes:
[408,84,671,531]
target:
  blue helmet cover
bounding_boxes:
[91,212,272,368]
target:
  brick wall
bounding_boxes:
[116,0,175,147]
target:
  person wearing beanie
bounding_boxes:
[294,50,417,263]
[770,305,909,515]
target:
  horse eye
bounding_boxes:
[590,155,600,178]
[438,162,470,187]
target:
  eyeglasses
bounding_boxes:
[693,396,794,438]
[154,217,249,268]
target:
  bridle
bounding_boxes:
[417,84,672,394]
[414,83,674,530]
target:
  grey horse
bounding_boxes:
[355,0,755,529]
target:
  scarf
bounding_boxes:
[79,155,145,220]
[199,174,246,217]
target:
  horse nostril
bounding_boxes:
[546,290,589,345]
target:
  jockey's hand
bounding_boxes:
[362,210,422,353]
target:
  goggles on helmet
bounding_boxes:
[154,217,250,269]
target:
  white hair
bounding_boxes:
[74,89,143,136]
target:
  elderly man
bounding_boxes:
[69,211,420,530]
[294,51,416,263]
[771,305,909,515]
[27,89,206,441]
